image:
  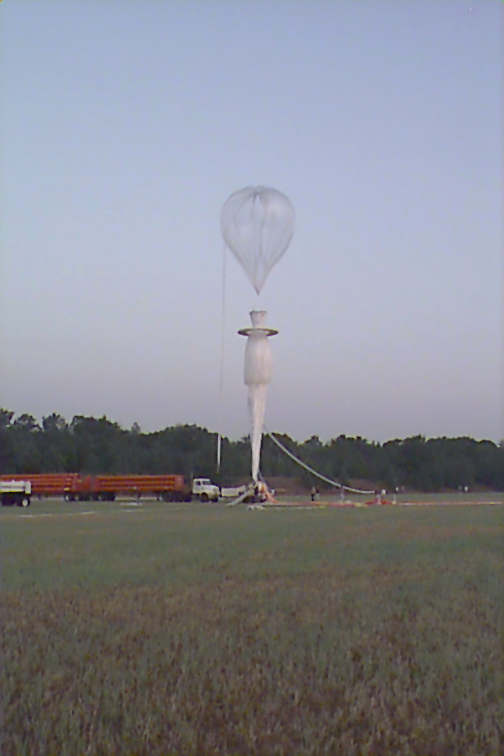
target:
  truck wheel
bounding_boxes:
[200,493,209,503]
[19,497,30,507]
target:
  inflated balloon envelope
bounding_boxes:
[221,186,295,484]
[220,186,295,295]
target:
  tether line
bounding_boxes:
[217,241,227,473]
[264,429,375,495]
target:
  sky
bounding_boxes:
[1,0,503,444]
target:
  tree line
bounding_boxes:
[1,409,503,492]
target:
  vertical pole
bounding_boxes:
[217,242,227,474]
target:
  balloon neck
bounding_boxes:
[250,310,267,327]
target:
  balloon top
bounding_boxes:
[221,186,295,295]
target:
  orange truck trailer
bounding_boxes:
[0,473,80,502]
[0,474,191,504]
[73,475,189,502]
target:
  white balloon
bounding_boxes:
[221,186,295,294]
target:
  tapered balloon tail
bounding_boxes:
[239,310,278,484]
[248,383,268,482]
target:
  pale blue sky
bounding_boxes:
[1,0,502,442]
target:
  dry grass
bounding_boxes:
[1,502,503,755]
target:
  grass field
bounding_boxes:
[1,498,503,755]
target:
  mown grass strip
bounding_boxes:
[1,504,503,755]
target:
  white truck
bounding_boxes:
[192,478,220,502]
[191,478,248,503]
[1,479,31,507]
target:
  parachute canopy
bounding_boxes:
[221,186,295,295]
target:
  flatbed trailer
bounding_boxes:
[74,475,190,501]
[0,473,190,502]
[0,474,79,499]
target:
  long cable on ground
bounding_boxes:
[217,242,228,473]
[264,429,375,495]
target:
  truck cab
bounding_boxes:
[1,479,31,507]
[192,478,220,502]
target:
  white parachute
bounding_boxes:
[221,186,295,295]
